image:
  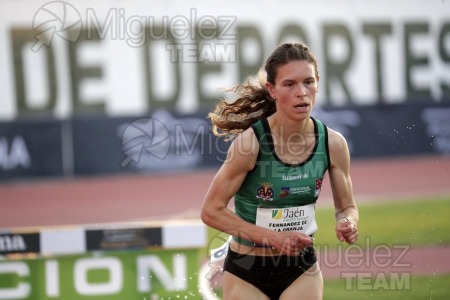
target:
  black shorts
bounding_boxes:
[223,245,317,300]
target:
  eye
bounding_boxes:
[305,78,316,85]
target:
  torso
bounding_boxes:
[232,117,330,253]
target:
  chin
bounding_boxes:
[290,113,310,122]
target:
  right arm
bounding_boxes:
[200,128,312,255]
[201,128,264,241]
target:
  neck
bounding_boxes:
[268,114,311,143]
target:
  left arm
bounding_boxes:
[327,128,359,244]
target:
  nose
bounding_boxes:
[297,84,307,97]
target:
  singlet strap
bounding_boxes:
[251,117,330,169]
[250,119,271,154]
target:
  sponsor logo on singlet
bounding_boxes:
[256,182,275,201]
[278,186,312,199]
[279,187,290,198]
[282,173,309,181]
[315,178,323,197]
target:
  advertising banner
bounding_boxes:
[0,0,449,121]
[0,233,40,255]
[0,249,202,300]
[1,103,449,180]
[71,110,228,175]
[0,120,63,179]
[1,0,449,180]
[312,103,450,158]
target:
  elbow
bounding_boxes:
[200,204,224,228]
[200,206,214,227]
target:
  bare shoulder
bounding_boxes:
[229,126,259,155]
[327,127,350,167]
[327,128,348,151]
[225,126,259,171]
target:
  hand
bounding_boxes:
[269,231,313,256]
[336,217,358,244]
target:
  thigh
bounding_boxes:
[222,271,270,300]
[279,263,323,300]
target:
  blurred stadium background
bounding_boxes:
[0,0,449,299]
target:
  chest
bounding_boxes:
[272,134,316,165]
[252,161,327,206]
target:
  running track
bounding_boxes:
[1,155,449,228]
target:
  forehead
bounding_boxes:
[275,60,316,83]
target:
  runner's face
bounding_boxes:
[267,60,319,121]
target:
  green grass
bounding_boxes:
[208,274,450,299]
[206,196,450,249]
[323,274,450,300]
[314,196,450,248]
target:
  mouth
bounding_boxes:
[294,103,309,110]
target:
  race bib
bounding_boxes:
[255,204,317,236]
